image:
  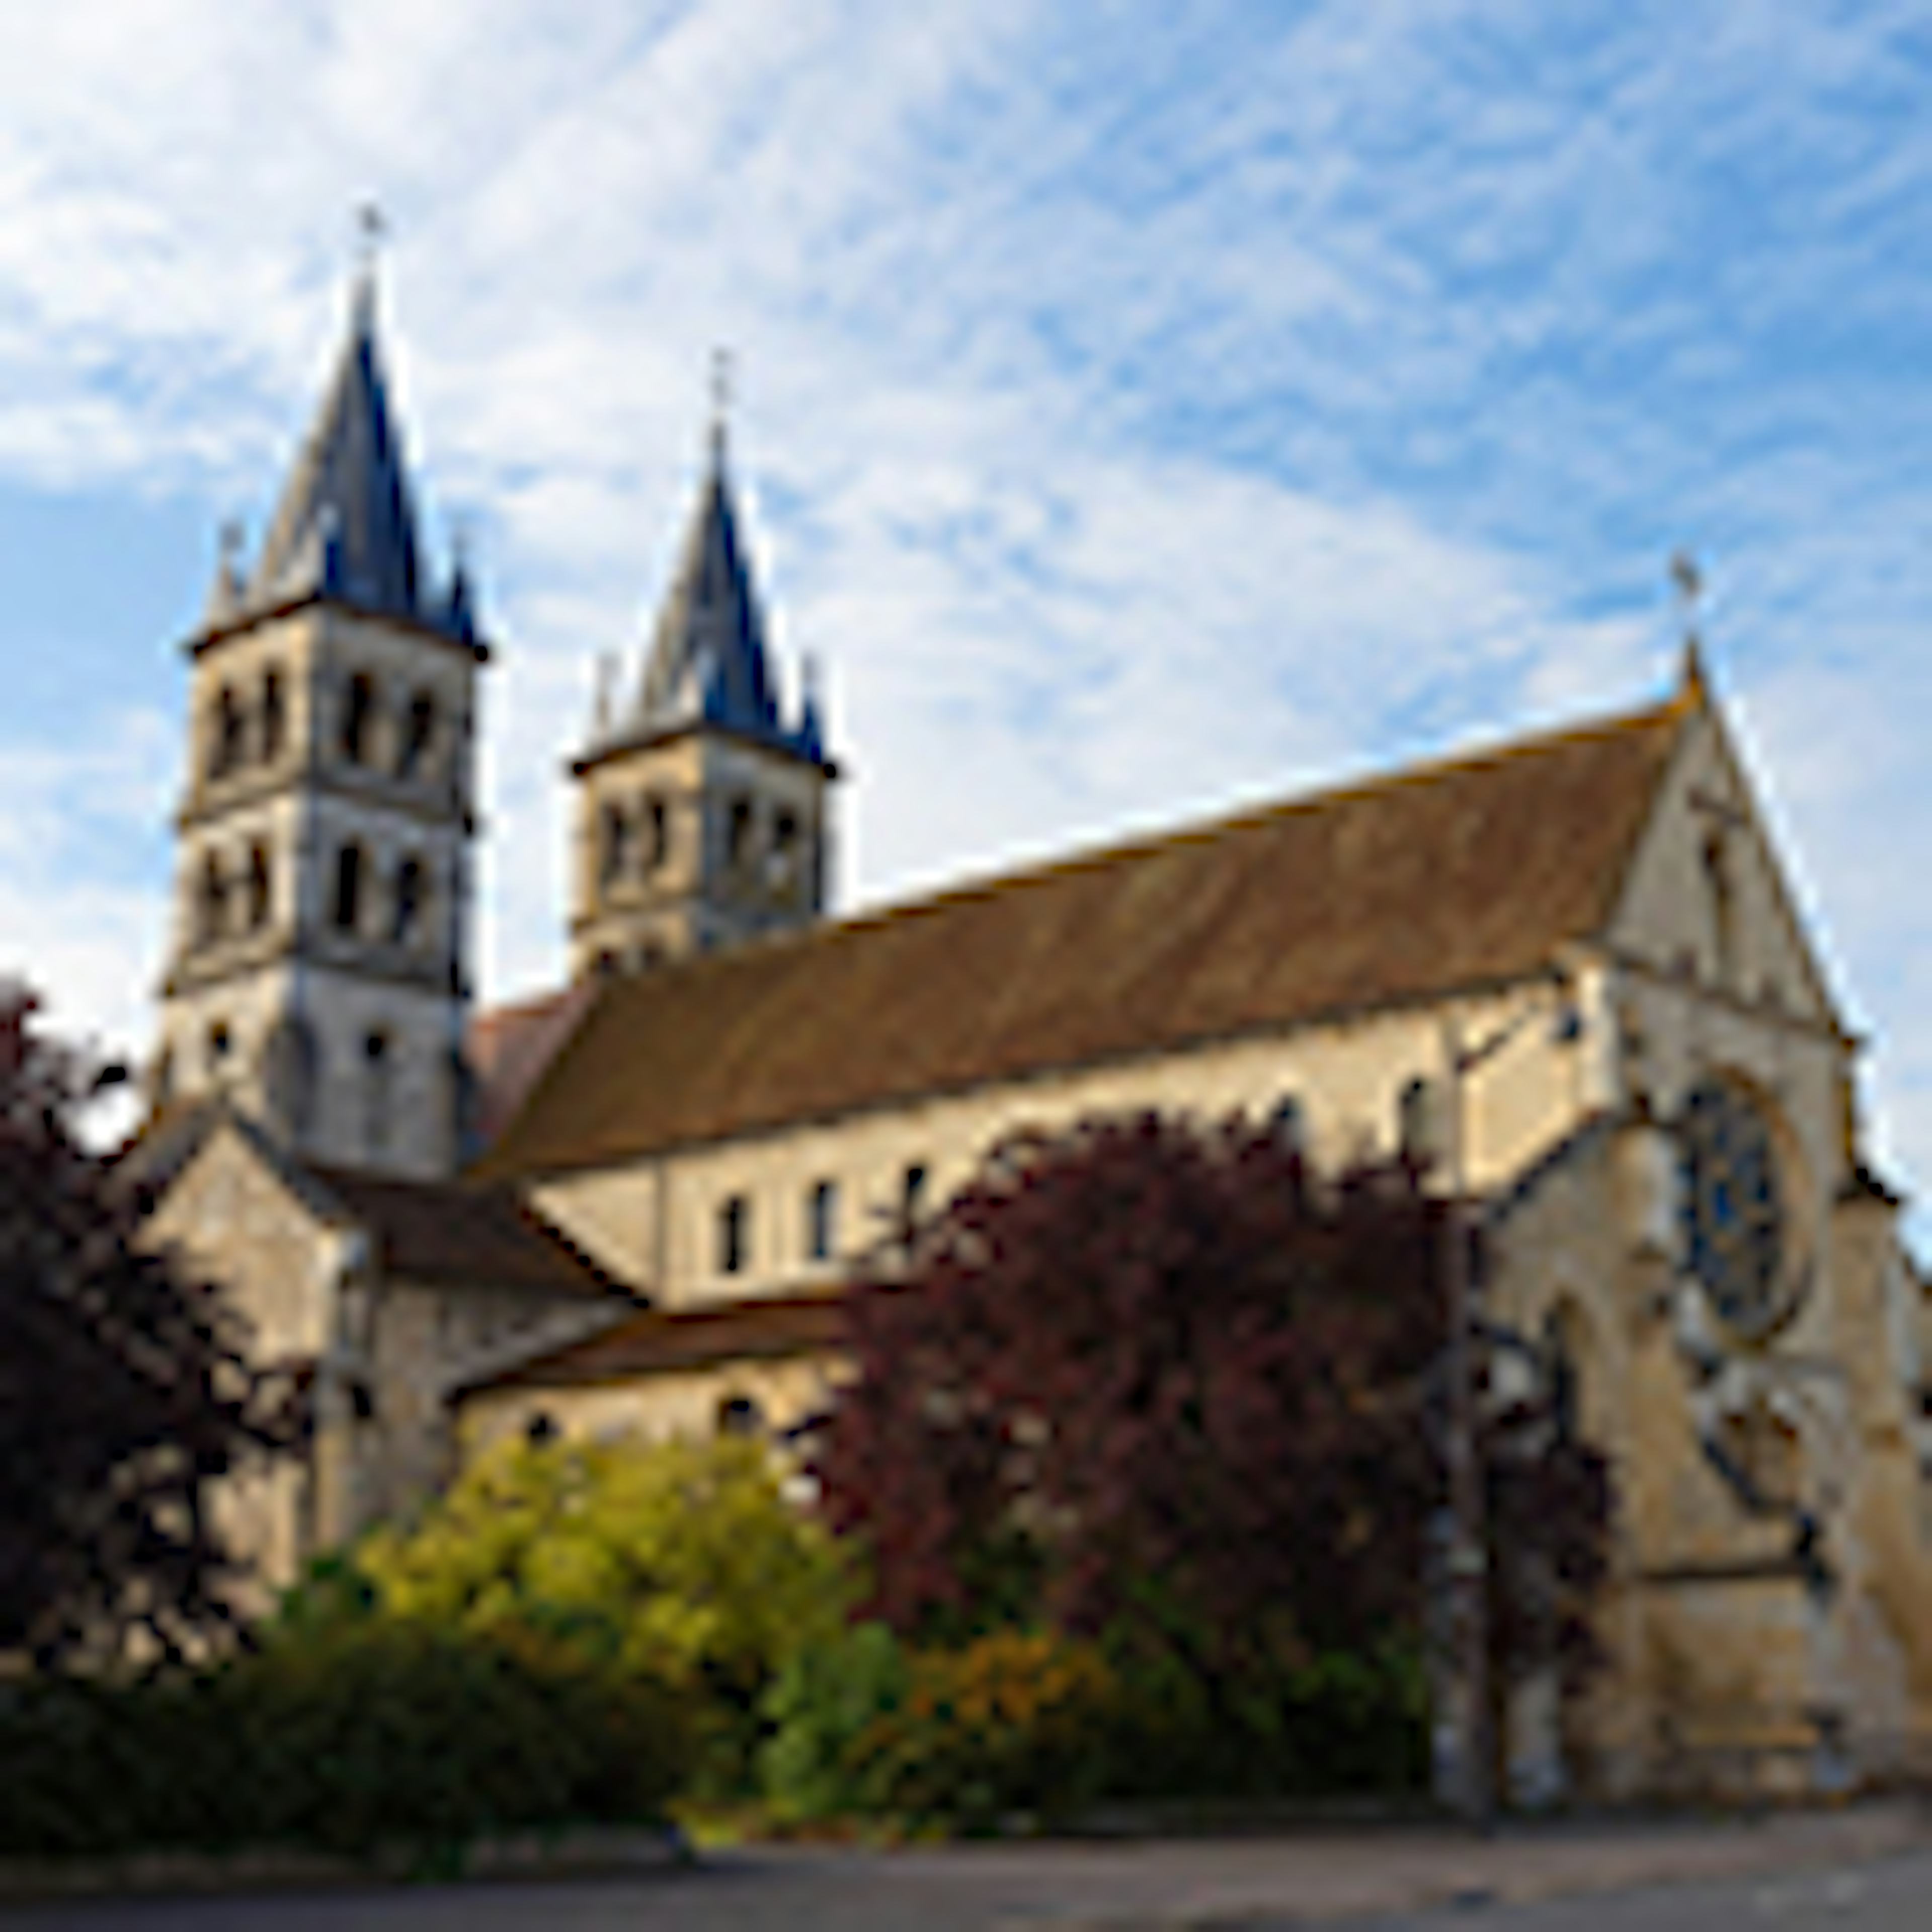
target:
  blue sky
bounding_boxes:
[2,0,1929,1208]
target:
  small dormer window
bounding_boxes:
[341,672,377,767]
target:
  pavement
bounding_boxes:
[1,1799,1926,1929]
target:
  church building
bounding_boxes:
[134,275,1932,1804]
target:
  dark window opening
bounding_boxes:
[333,844,365,932]
[197,853,229,946]
[246,843,272,929]
[901,1162,929,1233]
[1270,1094,1305,1155]
[718,1194,749,1276]
[600,801,631,888]
[807,1178,837,1262]
[717,1394,764,1438]
[210,685,245,779]
[341,672,377,766]
[260,669,286,764]
[1398,1077,1432,1165]
[726,795,754,869]
[398,690,436,779]
[643,795,669,871]
[526,1411,558,1445]
[206,1021,231,1069]
[391,857,425,945]
[594,948,620,980]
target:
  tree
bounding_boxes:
[0,982,289,1668]
[812,1112,1608,1734]
[355,1432,858,1715]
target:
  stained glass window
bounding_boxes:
[1680,1079,1785,1332]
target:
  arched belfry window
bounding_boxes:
[333,843,366,933]
[196,851,229,947]
[210,685,245,780]
[260,669,286,764]
[600,801,632,889]
[341,672,377,767]
[391,856,426,945]
[726,795,754,871]
[398,689,436,780]
[246,843,273,930]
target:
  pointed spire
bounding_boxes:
[631,362,783,744]
[221,211,476,649]
[203,518,247,629]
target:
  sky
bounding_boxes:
[1,0,1929,1218]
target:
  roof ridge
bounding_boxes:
[598,687,1683,996]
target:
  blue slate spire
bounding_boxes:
[234,269,474,645]
[625,415,827,764]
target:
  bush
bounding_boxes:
[759,1621,911,1822]
[0,1622,693,1863]
[762,1625,1117,1830]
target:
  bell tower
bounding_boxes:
[152,264,486,1179]
[567,384,837,979]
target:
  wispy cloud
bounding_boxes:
[0,0,1928,1220]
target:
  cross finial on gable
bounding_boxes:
[1670,550,1712,708]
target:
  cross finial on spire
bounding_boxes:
[708,346,734,466]
[352,202,386,326]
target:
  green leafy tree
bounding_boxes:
[358,1431,857,1722]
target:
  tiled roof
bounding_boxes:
[306,1164,624,1298]
[462,1290,847,1391]
[466,981,597,1150]
[476,692,1688,1180]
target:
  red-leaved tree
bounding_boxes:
[812,1111,1608,1718]
[0,983,291,1668]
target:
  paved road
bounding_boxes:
[5,1828,1928,1929]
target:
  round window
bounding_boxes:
[1679,1079,1787,1335]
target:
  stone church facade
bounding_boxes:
[133,277,1932,1801]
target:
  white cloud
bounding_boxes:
[0,0,1927,1238]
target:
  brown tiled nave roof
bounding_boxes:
[477,695,1687,1180]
